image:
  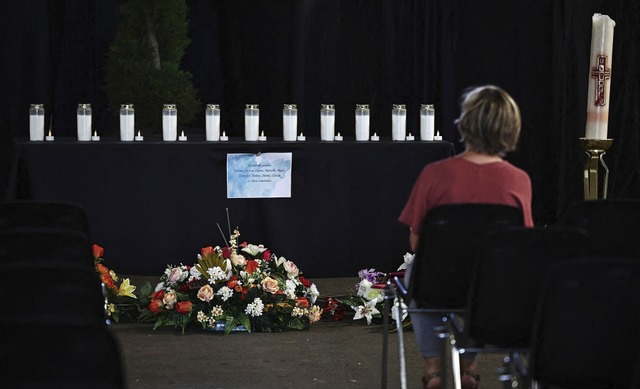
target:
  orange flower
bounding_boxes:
[92,244,104,259]
[100,273,116,290]
[96,263,109,275]
[201,246,215,257]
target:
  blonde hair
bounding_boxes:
[456,85,521,156]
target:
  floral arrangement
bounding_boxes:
[330,253,413,325]
[138,229,321,334]
[93,244,142,322]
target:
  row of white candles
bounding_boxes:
[29,103,441,142]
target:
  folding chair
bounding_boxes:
[450,226,590,387]
[558,199,640,258]
[526,257,640,388]
[391,203,524,389]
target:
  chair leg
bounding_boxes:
[380,287,392,389]
[449,334,463,389]
[394,302,408,389]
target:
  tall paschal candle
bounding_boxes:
[585,13,616,140]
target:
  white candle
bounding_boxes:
[320,104,335,141]
[370,133,380,141]
[406,133,415,141]
[335,132,343,141]
[585,13,616,140]
[178,131,187,141]
[297,132,306,141]
[91,131,100,141]
[392,104,407,141]
[434,131,443,141]
[45,130,54,141]
[220,131,229,141]
[258,131,267,141]
[135,131,144,141]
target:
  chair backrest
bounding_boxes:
[0,200,90,240]
[558,199,640,258]
[464,226,590,348]
[408,203,524,309]
[530,257,640,388]
[0,230,94,271]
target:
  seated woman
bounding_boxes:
[399,85,533,389]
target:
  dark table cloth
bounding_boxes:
[15,137,454,277]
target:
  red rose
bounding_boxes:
[148,299,163,313]
[240,241,247,248]
[201,246,215,257]
[92,244,104,259]
[299,276,311,288]
[222,247,231,259]
[296,297,309,308]
[262,250,272,261]
[175,301,193,314]
[245,260,259,274]
[151,290,165,300]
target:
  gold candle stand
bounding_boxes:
[580,138,613,200]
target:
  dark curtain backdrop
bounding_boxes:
[2,0,640,226]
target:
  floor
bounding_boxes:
[111,276,509,388]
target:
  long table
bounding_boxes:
[15,137,454,278]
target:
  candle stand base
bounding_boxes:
[580,138,613,201]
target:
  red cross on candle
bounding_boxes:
[591,55,611,106]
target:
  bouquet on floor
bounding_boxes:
[329,253,413,325]
[93,244,142,322]
[138,229,321,334]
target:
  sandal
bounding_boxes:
[422,371,442,389]
[461,370,480,389]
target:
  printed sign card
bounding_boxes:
[227,153,292,198]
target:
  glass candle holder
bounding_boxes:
[283,104,298,141]
[29,104,45,141]
[205,104,221,141]
[245,104,260,141]
[162,104,178,141]
[320,104,335,141]
[120,104,135,141]
[392,104,407,141]
[355,104,370,141]
[420,104,435,141]
[77,103,92,141]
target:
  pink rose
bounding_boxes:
[168,267,185,284]
[197,285,214,302]
[261,276,280,294]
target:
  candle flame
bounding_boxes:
[94,131,97,136]
[181,131,185,136]
[48,130,52,136]
[223,131,226,136]
[138,131,141,136]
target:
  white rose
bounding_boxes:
[283,260,299,278]
[231,253,247,267]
